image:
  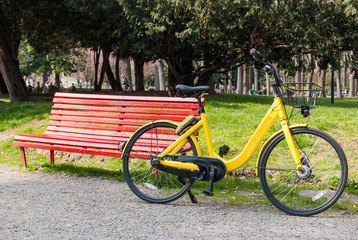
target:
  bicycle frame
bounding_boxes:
[158,95,304,173]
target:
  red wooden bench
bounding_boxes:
[12,92,205,167]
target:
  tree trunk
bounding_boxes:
[154,60,166,91]
[157,59,165,91]
[336,69,342,98]
[223,72,228,93]
[97,50,110,91]
[121,57,132,90]
[55,73,61,88]
[236,64,243,94]
[0,73,8,94]
[301,71,305,83]
[93,48,101,91]
[248,66,252,91]
[0,10,28,101]
[166,54,195,95]
[295,56,302,90]
[196,59,216,94]
[318,69,326,97]
[306,69,314,89]
[115,54,122,89]
[266,73,270,96]
[228,71,232,94]
[343,52,348,87]
[179,58,194,86]
[133,57,144,91]
[243,64,249,95]
[154,63,159,91]
[254,68,259,92]
[42,71,48,89]
[349,69,356,97]
[306,54,314,90]
[106,61,122,91]
[168,66,176,96]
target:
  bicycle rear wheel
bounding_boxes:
[122,122,197,203]
[259,127,348,216]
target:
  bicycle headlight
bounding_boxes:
[301,106,312,118]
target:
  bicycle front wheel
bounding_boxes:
[122,122,197,203]
[259,127,348,216]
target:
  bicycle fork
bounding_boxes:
[278,110,303,172]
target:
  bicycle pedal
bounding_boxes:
[219,145,230,157]
[201,189,214,196]
[201,166,216,196]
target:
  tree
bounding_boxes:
[0,9,28,101]
[18,41,82,88]
[118,0,261,94]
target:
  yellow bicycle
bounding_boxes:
[122,49,348,216]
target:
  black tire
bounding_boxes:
[122,122,197,203]
[259,127,348,216]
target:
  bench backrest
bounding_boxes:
[45,92,204,142]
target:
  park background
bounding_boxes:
[0,0,358,100]
[1,0,358,211]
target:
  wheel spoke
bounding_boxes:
[122,122,197,203]
[259,128,347,216]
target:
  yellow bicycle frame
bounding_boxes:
[156,96,305,173]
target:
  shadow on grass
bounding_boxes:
[40,163,125,181]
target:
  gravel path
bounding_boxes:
[1,170,357,240]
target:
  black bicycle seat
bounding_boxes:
[176,84,210,93]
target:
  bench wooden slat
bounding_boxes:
[14,135,182,153]
[17,133,126,145]
[53,98,199,110]
[52,104,199,116]
[13,141,123,157]
[49,116,149,126]
[42,131,126,141]
[48,121,178,134]
[12,92,204,167]
[48,121,138,132]
[45,126,177,140]
[14,135,121,150]
[50,110,189,121]
[54,92,203,103]
[18,132,177,145]
[45,126,134,137]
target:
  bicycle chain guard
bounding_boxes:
[152,155,226,182]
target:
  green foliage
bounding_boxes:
[2,0,358,92]
[18,41,82,78]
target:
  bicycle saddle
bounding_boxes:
[175,84,210,93]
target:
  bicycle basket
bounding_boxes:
[281,82,322,108]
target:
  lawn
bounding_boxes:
[1,94,357,175]
[1,93,357,213]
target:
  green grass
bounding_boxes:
[0,97,10,102]
[1,94,358,213]
[0,100,52,131]
[200,95,358,168]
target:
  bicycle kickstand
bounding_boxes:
[178,177,198,203]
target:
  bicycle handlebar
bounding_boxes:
[250,48,283,85]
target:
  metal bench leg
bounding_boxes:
[50,150,55,164]
[20,147,27,168]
